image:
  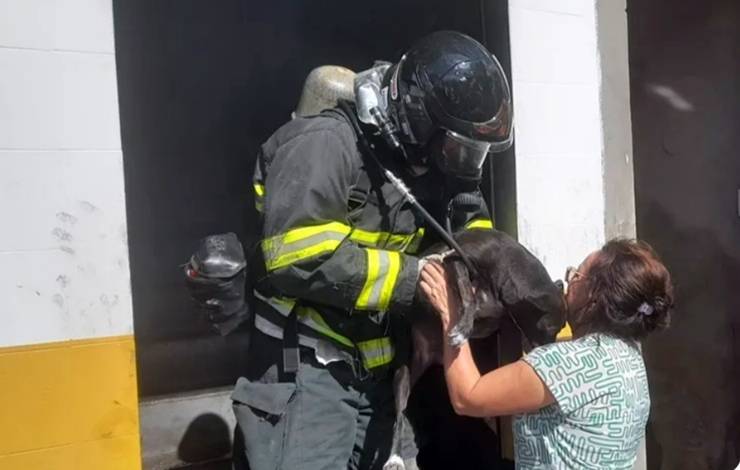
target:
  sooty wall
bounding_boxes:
[628,0,740,468]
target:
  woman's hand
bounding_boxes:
[421,260,556,418]
[420,261,460,331]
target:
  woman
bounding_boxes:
[420,239,674,469]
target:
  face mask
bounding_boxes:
[431,131,491,180]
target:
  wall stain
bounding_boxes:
[56,275,70,289]
[52,227,73,242]
[56,211,78,225]
[80,200,99,213]
[100,294,120,309]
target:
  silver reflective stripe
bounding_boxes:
[254,314,318,349]
[253,314,354,367]
[254,290,295,315]
[366,250,389,308]
[255,290,355,350]
[315,339,356,366]
[355,249,401,311]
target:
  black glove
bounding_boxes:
[184,233,251,336]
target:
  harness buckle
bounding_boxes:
[282,347,300,374]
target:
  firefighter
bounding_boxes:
[233,30,513,470]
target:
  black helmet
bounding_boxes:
[388,31,513,178]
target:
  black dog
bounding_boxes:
[383,229,566,470]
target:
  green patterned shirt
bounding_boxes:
[513,334,649,469]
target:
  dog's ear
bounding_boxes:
[447,258,477,346]
[500,271,567,346]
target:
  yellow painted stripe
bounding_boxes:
[378,251,400,311]
[466,218,494,230]
[0,335,140,469]
[556,322,573,340]
[253,183,265,197]
[0,435,141,470]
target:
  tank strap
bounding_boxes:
[281,305,300,381]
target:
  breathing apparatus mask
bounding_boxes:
[353,63,411,157]
[354,39,513,181]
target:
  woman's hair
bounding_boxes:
[578,239,674,341]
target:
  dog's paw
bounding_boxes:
[383,454,405,470]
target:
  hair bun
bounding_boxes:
[637,302,654,316]
[640,295,672,332]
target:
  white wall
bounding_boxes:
[509,0,635,279]
[0,0,133,347]
[508,1,641,468]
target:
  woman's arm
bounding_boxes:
[420,262,555,417]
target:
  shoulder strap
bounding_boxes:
[324,104,387,213]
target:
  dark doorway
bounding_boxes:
[114,1,515,468]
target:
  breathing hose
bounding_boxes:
[337,101,480,276]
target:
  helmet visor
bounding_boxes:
[438,131,492,178]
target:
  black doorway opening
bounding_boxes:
[114,1,515,468]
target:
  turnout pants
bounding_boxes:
[232,331,417,470]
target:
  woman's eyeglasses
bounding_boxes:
[565,266,585,285]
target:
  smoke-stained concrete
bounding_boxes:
[628,1,740,468]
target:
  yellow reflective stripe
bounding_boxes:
[297,306,355,348]
[348,227,423,252]
[355,249,401,311]
[265,221,351,247]
[254,291,354,348]
[262,222,352,271]
[253,184,265,212]
[265,239,343,271]
[349,228,388,247]
[405,228,425,253]
[465,218,494,230]
[349,228,419,251]
[257,290,393,368]
[387,233,410,249]
[357,337,394,369]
